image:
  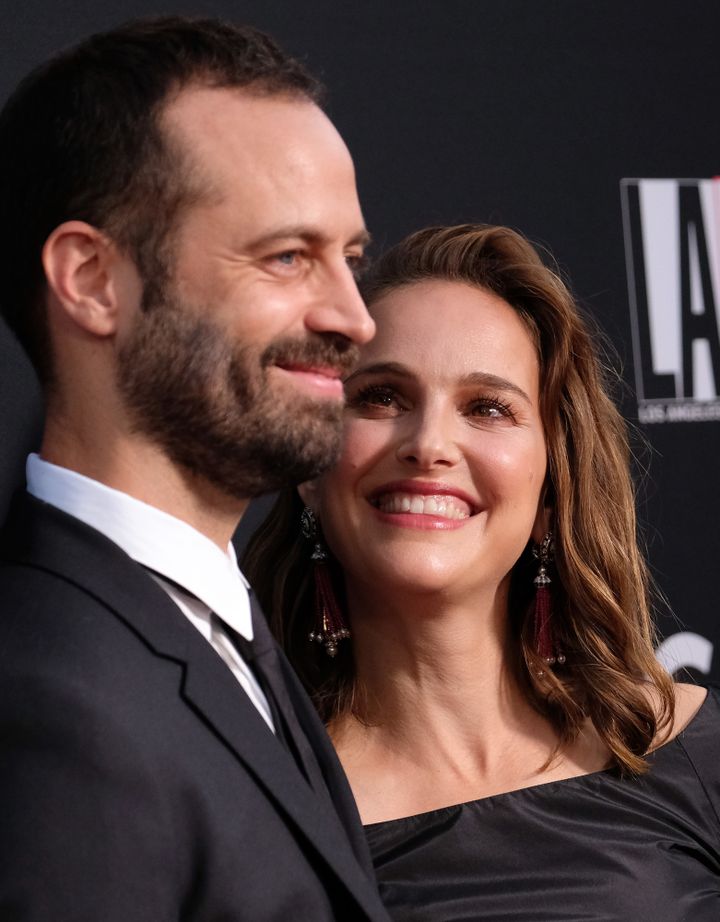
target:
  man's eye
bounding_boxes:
[345,253,368,278]
[275,251,299,266]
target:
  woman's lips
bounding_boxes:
[370,492,471,520]
[367,481,479,527]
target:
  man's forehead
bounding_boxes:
[161,85,331,150]
[160,86,354,196]
[158,84,365,244]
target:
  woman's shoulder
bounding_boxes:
[647,682,708,752]
[660,683,720,774]
[672,682,710,735]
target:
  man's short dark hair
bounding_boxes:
[0,16,323,383]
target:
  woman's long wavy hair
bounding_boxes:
[243,223,674,774]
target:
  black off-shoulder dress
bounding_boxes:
[365,686,720,921]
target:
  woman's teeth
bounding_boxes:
[371,493,471,519]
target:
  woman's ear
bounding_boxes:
[531,497,553,544]
[298,479,319,511]
[531,475,555,544]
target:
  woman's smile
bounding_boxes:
[367,479,478,528]
[315,278,548,597]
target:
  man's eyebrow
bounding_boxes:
[345,363,532,404]
[348,228,372,248]
[247,225,371,250]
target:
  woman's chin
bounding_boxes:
[357,557,474,599]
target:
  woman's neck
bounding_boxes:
[346,577,522,734]
[333,582,609,823]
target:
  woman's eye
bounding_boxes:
[347,385,403,414]
[468,397,514,421]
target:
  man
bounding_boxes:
[0,17,389,921]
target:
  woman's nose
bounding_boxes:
[395,409,462,469]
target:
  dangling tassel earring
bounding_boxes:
[300,507,350,657]
[532,533,565,668]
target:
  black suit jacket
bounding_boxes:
[0,493,389,921]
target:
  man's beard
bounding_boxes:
[116,290,358,500]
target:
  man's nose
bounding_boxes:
[305,261,375,345]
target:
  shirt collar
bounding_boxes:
[26,453,253,640]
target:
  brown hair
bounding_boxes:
[0,16,322,384]
[243,223,674,774]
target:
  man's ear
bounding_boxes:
[41,220,124,337]
[298,479,319,511]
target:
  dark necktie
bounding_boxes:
[222,596,330,797]
[224,618,293,749]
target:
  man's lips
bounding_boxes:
[272,362,344,396]
[275,362,342,379]
[262,334,359,379]
[367,480,479,520]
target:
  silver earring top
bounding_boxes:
[532,532,554,565]
[300,506,318,541]
[300,506,328,562]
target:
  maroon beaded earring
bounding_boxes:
[532,533,565,667]
[300,507,350,657]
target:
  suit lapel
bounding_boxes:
[276,649,378,877]
[1,494,383,919]
[248,593,377,877]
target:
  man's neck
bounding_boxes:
[41,422,247,551]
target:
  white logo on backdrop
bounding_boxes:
[621,178,720,423]
[656,632,713,677]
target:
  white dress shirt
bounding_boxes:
[26,453,274,731]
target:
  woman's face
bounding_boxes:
[312,280,548,600]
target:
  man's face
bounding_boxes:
[117,88,374,499]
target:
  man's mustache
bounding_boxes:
[261,334,360,377]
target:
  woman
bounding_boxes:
[244,224,718,920]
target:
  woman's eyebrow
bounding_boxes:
[344,361,412,385]
[458,372,532,405]
[345,364,532,405]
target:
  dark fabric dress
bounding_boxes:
[365,685,720,921]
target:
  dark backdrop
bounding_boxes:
[1,0,718,678]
